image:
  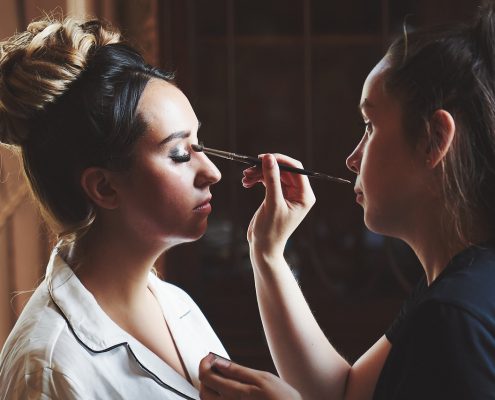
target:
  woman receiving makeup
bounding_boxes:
[199,2,495,399]
[0,17,227,399]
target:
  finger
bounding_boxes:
[271,153,308,186]
[271,153,315,206]
[251,154,305,191]
[199,353,216,380]
[199,383,221,399]
[212,357,269,387]
[242,176,262,188]
[243,166,261,176]
[200,365,257,398]
[262,154,284,210]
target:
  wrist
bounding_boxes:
[249,246,286,272]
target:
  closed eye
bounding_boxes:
[170,148,191,163]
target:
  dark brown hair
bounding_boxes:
[0,17,173,243]
[385,2,495,246]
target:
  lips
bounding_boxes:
[193,196,212,211]
[354,187,363,203]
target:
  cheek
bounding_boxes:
[360,145,384,188]
[139,168,187,205]
[123,161,189,211]
[360,141,404,202]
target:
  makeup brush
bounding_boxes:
[191,143,351,184]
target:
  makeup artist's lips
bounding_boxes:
[193,197,212,214]
[354,187,364,204]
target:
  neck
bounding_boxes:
[402,207,487,286]
[66,218,168,310]
[406,233,462,286]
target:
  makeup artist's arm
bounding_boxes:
[241,154,391,400]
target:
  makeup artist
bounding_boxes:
[0,17,228,399]
[199,2,495,399]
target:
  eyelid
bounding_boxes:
[169,145,188,155]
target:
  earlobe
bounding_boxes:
[426,109,455,168]
[80,167,119,210]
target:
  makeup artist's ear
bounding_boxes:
[80,167,119,209]
[424,109,455,168]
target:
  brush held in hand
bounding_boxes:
[191,143,351,184]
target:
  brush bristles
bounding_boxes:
[191,143,204,152]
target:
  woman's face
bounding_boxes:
[346,57,429,238]
[114,79,221,247]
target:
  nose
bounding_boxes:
[346,139,364,175]
[194,152,222,188]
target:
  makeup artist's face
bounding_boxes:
[115,79,221,246]
[346,57,427,238]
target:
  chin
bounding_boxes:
[364,210,404,239]
[363,210,386,236]
[185,222,209,242]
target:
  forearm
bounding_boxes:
[252,251,350,400]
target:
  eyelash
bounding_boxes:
[170,149,191,163]
[363,121,373,136]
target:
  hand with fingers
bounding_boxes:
[242,154,316,266]
[199,353,302,400]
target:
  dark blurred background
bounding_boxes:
[0,0,479,372]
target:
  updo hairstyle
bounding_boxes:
[0,17,173,243]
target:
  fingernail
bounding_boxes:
[213,357,231,369]
[265,154,275,168]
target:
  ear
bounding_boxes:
[80,167,119,210]
[425,109,455,168]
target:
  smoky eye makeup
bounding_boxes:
[169,145,191,163]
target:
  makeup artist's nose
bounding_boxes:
[195,153,222,187]
[346,145,362,175]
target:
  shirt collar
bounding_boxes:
[46,247,129,350]
[45,246,199,399]
[46,245,192,350]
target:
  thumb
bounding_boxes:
[262,154,284,210]
[212,357,264,386]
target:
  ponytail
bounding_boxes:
[384,1,495,246]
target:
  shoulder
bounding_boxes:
[1,282,66,368]
[1,367,86,399]
[424,244,495,327]
[384,301,495,398]
[412,300,494,344]
[0,284,88,398]
[409,300,495,381]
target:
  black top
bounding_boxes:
[373,243,495,400]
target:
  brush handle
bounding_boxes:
[193,144,351,184]
[230,154,350,183]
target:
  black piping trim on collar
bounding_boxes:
[48,289,196,400]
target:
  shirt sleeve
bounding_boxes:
[392,300,495,399]
[385,277,427,344]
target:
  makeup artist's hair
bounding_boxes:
[0,17,173,244]
[385,1,495,246]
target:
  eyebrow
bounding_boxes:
[159,131,191,146]
[358,98,374,112]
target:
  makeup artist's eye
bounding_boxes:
[170,148,191,163]
[363,121,373,136]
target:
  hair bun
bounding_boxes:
[0,17,121,146]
